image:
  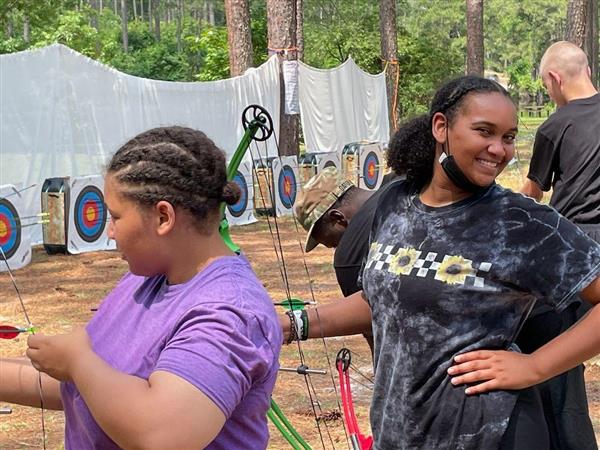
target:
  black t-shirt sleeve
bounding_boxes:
[506,201,600,311]
[527,130,559,191]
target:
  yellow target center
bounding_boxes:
[0,222,7,237]
[284,178,292,196]
[86,206,97,222]
[368,163,376,178]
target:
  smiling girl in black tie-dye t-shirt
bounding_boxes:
[284,75,600,450]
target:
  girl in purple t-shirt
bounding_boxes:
[0,127,282,449]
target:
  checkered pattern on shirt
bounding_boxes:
[366,243,493,287]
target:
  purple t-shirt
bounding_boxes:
[60,255,282,449]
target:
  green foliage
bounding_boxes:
[192,26,229,81]
[33,7,98,57]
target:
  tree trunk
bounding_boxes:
[140,0,144,21]
[90,0,99,29]
[154,0,161,41]
[114,0,117,15]
[267,0,299,157]
[133,0,137,20]
[224,0,253,76]
[466,0,484,75]
[566,0,587,47]
[379,0,400,133]
[121,0,128,52]
[7,16,13,37]
[176,0,183,52]
[208,0,215,26]
[23,15,30,43]
[296,0,304,61]
[584,0,598,86]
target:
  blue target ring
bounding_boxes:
[74,186,107,243]
[363,151,380,190]
[227,171,249,218]
[0,199,21,260]
[278,165,297,209]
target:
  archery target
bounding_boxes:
[0,199,21,260]
[0,185,31,271]
[68,176,115,254]
[362,151,380,189]
[317,152,341,174]
[74,186,106,242]
[359,144,384,190]
[226,162,257,226]
[271,156,299,217]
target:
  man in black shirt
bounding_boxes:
[519,41,599,450]
[295,167,391,354]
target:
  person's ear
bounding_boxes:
[328,209,348,227]
[154,201,176,236]
[431,112,448,145]
[547,70,561,88]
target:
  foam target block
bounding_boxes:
[0,184,32,271]
[271,156,299,217]
[358,144,384,190]
[67,176,116,254]
[226,161,258,226]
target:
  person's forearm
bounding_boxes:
[282,291,372,342]
[520,179,543,201]
[0,358,62,410]
[531,304,600,383]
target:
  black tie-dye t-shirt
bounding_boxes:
[362,181,600,450]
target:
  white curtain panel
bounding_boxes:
[298,57,389,154]
[1,44,280,244]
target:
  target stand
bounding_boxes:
[67,176,115,254]
[41,177,70,254]
[0,184,32,271]
[253,157,276,217]
[341,143,361,185]
[271,156,300,217]
[298,153,318,187]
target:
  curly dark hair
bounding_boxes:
[387,75,512,191]
[107,126,241,231]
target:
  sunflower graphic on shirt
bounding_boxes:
[389,247,420,275]
[435,255,476,285]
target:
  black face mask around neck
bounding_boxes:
[438,151,488,194]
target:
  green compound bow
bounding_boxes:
[219,105,345,450]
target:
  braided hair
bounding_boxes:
[387,75,512,191]
[107,126,241,231]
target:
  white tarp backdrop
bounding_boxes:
[0,44,281,244]
[298,57,390,154]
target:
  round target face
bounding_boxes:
[278,165,297,209]
[363,151,380,189]
[0,199,21,260]
[74,186,107,243]
[227,171,249,218]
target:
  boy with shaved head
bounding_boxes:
[519,41,599,450]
